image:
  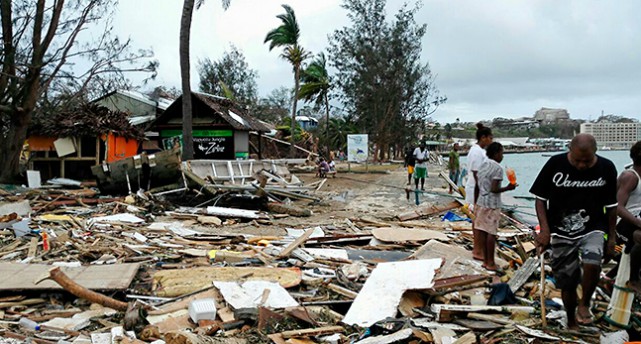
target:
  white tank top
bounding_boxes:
[624,168,641,215]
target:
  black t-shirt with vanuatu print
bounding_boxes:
[530,153,617,239]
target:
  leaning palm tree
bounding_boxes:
[264,5,310,157]
[180,0,231,160]
[299,53,331,157]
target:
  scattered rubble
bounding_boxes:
[0,161,638,344]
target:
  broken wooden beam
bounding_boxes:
[37,267,128,311]
[430,275,489,291]
[397,200,461,221]
[279,229,315,258]
[507,256,539,293]
[280,325,345,339]
[430,304,535,322]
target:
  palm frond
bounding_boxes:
[264,4,300,50]
[281,45,311,66]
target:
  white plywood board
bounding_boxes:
[214,281,299,310]
[26,170,41,188]
[53,137,76,157]
[342,259,441,327]
[372,227,449,243]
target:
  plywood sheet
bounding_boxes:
[0,263,140,291]
[372,227,449,243]
[153,267,302,297]
[410,240,506,279]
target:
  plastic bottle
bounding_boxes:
[506,167,517,185]
[19,317,41,331]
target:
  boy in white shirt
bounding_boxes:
[413,141,429,190]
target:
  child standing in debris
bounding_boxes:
[318,157,330,178]
[475,142,517,271]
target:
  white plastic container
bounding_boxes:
[19,317,41,331]
[188,298,217,323]
[605,250,635,328]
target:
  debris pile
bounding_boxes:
[0,163,639,344]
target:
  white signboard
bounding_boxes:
[347,134,368,162]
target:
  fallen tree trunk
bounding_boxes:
[38,267,128,311]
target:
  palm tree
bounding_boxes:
[299,53,331,157]
[264,5,310,157]
[179,0,230,160]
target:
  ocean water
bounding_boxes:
[460,150,631,224]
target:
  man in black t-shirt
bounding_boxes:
[530,134,617,329]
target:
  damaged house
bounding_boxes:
[27,104,146,181]
[152,92,271,160]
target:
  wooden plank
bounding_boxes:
[397,201,461,221]
[27,237,39,258]
[327,283,358,299]
[0,263,140,291]
[280,326,344,339]
[507,257,538,293]
[153,267,301,297]
[431,275,488,291]
[431,304,535,322]
[279,229,314,258]
[372,227,449,243]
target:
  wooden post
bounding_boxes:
[258,132,262,160]
[540,255,547,327]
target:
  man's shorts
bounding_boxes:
[550,231,604,289]
[474,205,500,235]
[408,165,414,175]
[414,166,427,179]
[449,170,460,185]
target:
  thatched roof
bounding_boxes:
[30,104,145,139]
[156,92,271,132]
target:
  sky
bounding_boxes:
[111,0,641,124]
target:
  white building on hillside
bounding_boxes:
[580,122,641,150]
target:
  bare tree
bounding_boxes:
[0,0,156,182]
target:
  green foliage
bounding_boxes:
[327,0,445,156]
[299,53,330,109]
[596,114,638,123]
[264,5,300,50]
[197,44,258,108]
[252,86,292,124]
[310,116,359,152]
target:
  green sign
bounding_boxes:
[161,129,233,138]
